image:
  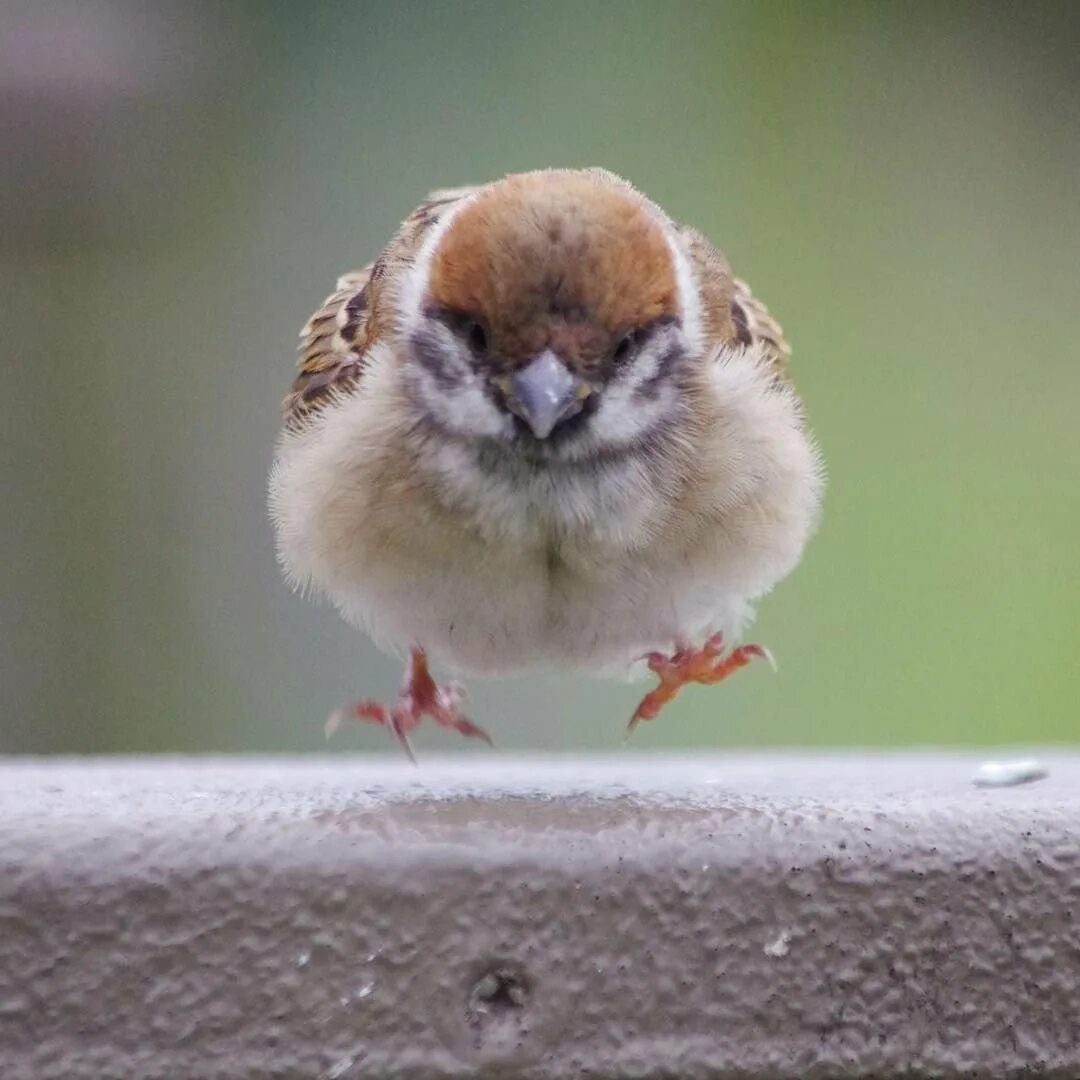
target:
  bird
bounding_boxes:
[269,167,824,760]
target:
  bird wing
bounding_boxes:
[282,185,482,427]
[729,276,791,369]
[678,226,791,373]
[282,267,373,426]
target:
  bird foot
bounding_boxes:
[626,632,775,737]
[326,647,493,763]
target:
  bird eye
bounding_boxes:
[612,331,636,364]
[464,319,488,354]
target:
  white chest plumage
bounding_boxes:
[271,339,818,677]
[271,168,823,751]
[340,446,748,675]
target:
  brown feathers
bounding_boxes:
[428,171,678,375]
[283,168,792,425]
[283,268,372,426]
[678,225,791,373]
[730,276,791,369]
[282,187,479,426]
[270,168,824,715]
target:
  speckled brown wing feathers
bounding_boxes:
[678,226,791,372]
[282,185,481,427]
[283,268,373,426]
[730,276,791,368]
[284,185,791,427]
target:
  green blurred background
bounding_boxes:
[3,0,1078,755]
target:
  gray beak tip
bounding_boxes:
[508,351,586,439]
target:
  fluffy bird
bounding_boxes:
[269,168,823,758]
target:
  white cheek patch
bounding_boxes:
[410,359,509,439]
[665,232,703,359]
[627,346,660,386]
[587,332,684,448]
[591,382,665,446]
[395,195,511,441]
[406,321,509,439]
[397,194,476,340]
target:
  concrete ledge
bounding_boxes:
[1,753,1078,1078]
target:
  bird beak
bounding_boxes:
[504,351,590,439]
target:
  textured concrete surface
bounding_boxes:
[1,753,1079,1079]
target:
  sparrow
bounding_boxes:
[269,167,823,759]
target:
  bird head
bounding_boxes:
[402,170,698,462]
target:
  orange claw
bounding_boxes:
[626,632,775,737]
[326,647,493,763]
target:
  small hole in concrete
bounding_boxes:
[465,964,533,1051]
[469,967,529,1013]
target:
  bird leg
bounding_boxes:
[326,647,493,763]
[626,632,775,737]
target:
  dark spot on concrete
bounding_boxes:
[472,967,528,1010]
[466,965,530,1048]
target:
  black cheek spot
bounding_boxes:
[466,320,487,355]
[410,327,462,391]
[632,343,686,402]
